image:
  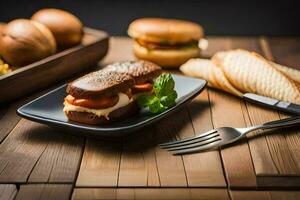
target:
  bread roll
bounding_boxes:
[32,8,83,48]
[0,19,56,67]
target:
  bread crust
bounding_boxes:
[67,70,134,99]
[133,41,200,67]
[65,101,138,125]
[128,18,203,44]
[104,60,162,84]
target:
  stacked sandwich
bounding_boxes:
[128,18,204,68]
[180,49,300,104]
[64,61,162,125]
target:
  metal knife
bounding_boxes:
[243,93,300,115]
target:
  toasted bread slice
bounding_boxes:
[180,58,219,88]
[211,65,243,97]
[212,49,300,104]
[213,51,254,93]
[180,58,243,96]
[270,62,300,84]
[104,60,162,84]
[67,70,134,99]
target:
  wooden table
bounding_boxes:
[1,37,300,200]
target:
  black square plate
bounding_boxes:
[17,74,206,137]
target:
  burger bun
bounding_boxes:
[128,18,203,44]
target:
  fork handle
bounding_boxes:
[260,116,300,130]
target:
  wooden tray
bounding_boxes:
[0,27,109,103]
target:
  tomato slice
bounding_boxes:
[65,95,119,109]
[132,83,153,94]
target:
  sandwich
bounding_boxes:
[128,18,204,68]
[63,61,162,125]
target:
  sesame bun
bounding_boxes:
[32,8,83,48]
[133,40,200,68]
[128,18,203,44]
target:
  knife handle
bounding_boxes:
[262,116,300,129]
[276,102,300,115]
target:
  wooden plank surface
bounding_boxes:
[0,119,84,183]
[209,89,257,188]
[0,102,21,143]
[0,184,17,200]
[230,190,300,200]
[185,90,226,187]
[28,132,84,183]
[153,109,188,187]
[118,129,160,187]
[15,184,72,200]
[263,37,300,70]
[246,103,299,175]
[76,139,122,187]
[0,120,50,183]
[73,188,230,200]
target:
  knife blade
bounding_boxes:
[243,93,300,115]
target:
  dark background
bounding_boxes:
[0,0,299,36]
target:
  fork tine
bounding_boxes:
[166,137,222,151]
[159,129,217,147]
[161,132,220,149]
[171,140,222,155]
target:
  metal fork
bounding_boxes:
[160,116,300,155]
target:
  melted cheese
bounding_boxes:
[63,93,133,119]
